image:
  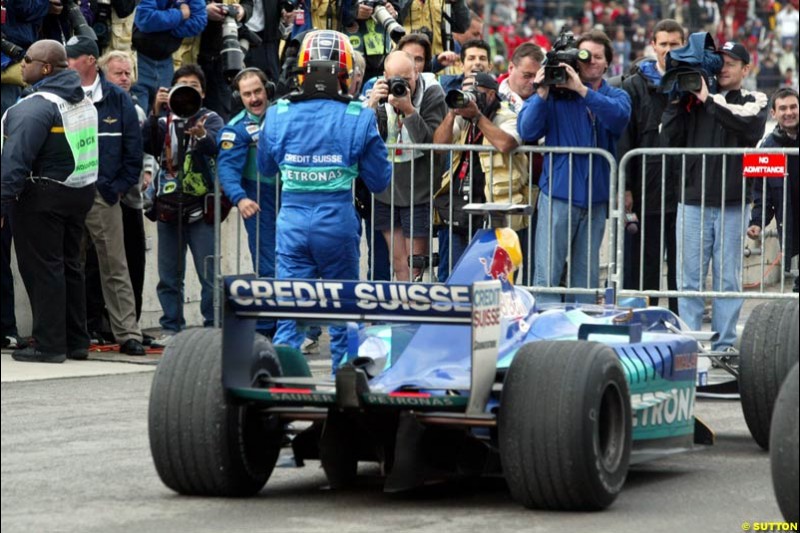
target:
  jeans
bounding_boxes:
[131,54,174,115]
[156,220,215,333]
[533,193,607,304]
[676,203,748,350]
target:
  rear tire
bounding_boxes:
[148,329,283,496]
[740,300,799,449]
[770,363,799,522]
[499,341,631,511]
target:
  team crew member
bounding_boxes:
[218,67,278,336]
[1,40,99,363]
[257,30,391,372]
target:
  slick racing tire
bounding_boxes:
[148,329,283,496]
[498,341,632,511]
[740,300,799,450]
[770,363,799,523]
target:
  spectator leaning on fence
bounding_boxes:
[518,29,631,305]
[618,19,686,314]
[661,41,768,352]
[747,87,799,293]
[432,72,529,281]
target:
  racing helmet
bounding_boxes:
[296,30,354,93]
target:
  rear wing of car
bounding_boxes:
[221,277,503,417]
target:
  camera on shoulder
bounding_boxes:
[541,29,591,86]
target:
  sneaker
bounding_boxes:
[119,339,146,356]
[3,335,25,349]
[11,346,66,364]
[301,337,319,355]
[67,348,89,360]
[151,334,173,349]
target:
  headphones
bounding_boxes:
[231,67,276,105]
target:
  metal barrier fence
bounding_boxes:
[211,143,797,326]
[617,147,798,302]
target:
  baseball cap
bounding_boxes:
[717,41,750,65]
[473,72,499,91]
[65,35,100,59]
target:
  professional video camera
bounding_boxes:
[360,0,405,43]
[541,28,590,86]
[63,0,98,41]
[93,0,112,50]
[659,32,722,99]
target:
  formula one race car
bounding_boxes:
[148,204,714,511]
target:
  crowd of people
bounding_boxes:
[0,0,797,368]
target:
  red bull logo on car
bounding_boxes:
[479,228,523,284]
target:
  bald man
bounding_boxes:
[1,39,100,363]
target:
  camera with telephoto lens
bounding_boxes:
[360,0,406,43]
[280,0,299,12]
[1,33,26,62]
[541,28,590,86]
[219,3,245,82]
[63,0,98,41]
[445,71,487,109]
[93,0,112,49]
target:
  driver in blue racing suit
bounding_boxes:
[257,30,391,372]
[217,67,278,337]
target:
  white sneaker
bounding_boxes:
[300,338,319,355]
[152,334,173,349]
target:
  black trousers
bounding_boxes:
[627,211,678,314]
[0,213,16,337]
[13,181,96,353]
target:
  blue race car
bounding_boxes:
[148,204,713,511]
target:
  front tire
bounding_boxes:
[148,329,283,496]
[499,341,632,511]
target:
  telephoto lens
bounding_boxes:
[445,89,477,109]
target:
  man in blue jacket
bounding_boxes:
[217,67,277,336]
[518,29,631,304]
[67,35,146,356]
[132,0,207,113]
[258,30,391,372]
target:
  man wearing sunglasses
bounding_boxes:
[1,39,99,363]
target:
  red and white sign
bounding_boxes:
[742,153,787,178]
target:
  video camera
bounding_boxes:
[541,28,590,86]
[360,0,405,43]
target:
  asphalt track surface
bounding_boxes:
[1,352,788,533]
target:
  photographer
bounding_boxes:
[518,29,631,304]
[432,72,529,281]
[342,0,400,81]
[366,49,447,281]
[198,0,252,121]
[662,41,768,352]
[243,0,285,81]
[141,64,224,347]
